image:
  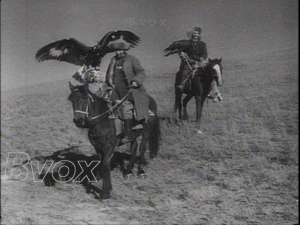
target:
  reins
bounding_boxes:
[72,87,132,123]
[88,89,132,121]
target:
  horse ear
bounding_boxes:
[69,81,75,91]
[208,58,211,63]
[219,57,222,63]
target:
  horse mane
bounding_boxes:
[202,62,214,77]
[74,85,88,95]
[208,58,220,65]
[208,58,222,69]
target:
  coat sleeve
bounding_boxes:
[130,55,145,86]
[105,57,116,87]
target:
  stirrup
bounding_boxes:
[177,84,184,91]
[148,109,155,116]
[132,124,143,130]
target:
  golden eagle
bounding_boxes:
[163,40,192,57]
[35,30,140,68]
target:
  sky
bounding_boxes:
[1,0,298,91]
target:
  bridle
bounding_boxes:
[74,92,94,116]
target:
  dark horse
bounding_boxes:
[68,82,161,199]
[174,58,223,133]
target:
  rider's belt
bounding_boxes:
[116,66,123,70]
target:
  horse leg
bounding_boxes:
[137,136,147,178]
[99,162,112,199]
[195,95,205,122]
[81,156,101,194]
[174,71,181,112]
[139,132,148,165]
[175,89,183,120]
[97,146,114,199]
[123,140,138,178]
[137,130,150,178]
[182,94,193,121]
[194,95,206,133]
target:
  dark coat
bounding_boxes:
[183,40,207,62]
[106,54,149,120]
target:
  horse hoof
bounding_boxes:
[100,192,110,200]
[138,173,147,179]
[196,129,203,134]
[124,173,134,179]
[85,186,92,194]
[123,169,135,179]
[138,167,146,178]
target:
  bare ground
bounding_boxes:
[1,49,298,224]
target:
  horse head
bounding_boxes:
[68,82,90,128]
[68,82,94,128]
[68,81,111,128]
[208,57,223,86]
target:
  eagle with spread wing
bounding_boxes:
[35,30,140,68]
[164,27,203,57]
[163,40,192,57]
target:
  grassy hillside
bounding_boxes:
[1,48,298,224]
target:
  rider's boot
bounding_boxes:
[123,119,135,141]
[177,69,197,91]
[177,75,188,91]
[177,84,185,91]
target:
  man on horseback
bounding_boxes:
[176,27,207,91]
[105,42,151,140]
[175,27,223,102]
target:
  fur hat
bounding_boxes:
[108,41,131,51]
[186,27,202,38]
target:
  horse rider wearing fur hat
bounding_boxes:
[177,27,223,102]
[106,41,150,141]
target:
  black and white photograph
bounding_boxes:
[1,0,298,224]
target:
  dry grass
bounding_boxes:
[1,49,298,224]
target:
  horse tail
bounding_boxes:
[148,114,161,159]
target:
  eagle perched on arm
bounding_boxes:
[35,30,140,68]
[164,27,204,57]
[163,40,192,57]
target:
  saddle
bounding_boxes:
[108,100,144,138]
